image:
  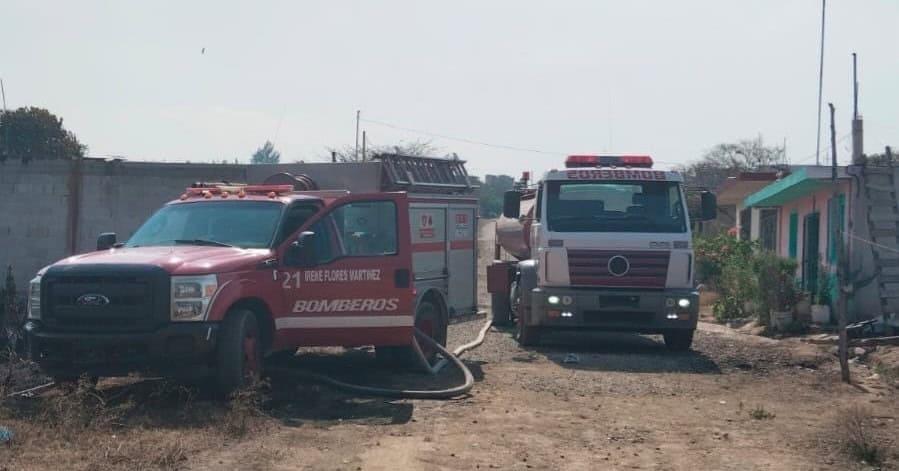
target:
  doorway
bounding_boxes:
[802,213,820,292]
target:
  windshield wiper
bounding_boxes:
[173,239,234,248]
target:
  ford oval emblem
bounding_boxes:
[76,294,110,306]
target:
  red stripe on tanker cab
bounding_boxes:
[412,242,446,253]
[450,240,475,250]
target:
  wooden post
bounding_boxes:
[829,102,851,384]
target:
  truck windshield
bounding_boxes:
[546,180,686,233]
[126,201,283,249]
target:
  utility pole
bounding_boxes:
[0,78,7,112]
[362,130,367,162]
[851,53,864,165]
[815,0,827,166]
[355,110,361,161]
[830,102,850,384]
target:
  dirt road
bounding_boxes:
[178,320,893,471]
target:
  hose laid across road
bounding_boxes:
[267,315,493,400]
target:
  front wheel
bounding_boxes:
[516,305,541,347]
[216,309,262,395]
[663,330,694,351]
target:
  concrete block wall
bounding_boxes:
[0,159,247,291]
[0,161,73,289]
[0,158,419,293]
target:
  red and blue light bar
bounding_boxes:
[565,155,653,168]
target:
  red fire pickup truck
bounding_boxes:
[25,155,478,393]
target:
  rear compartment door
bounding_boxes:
[273,194,414,348]
[447,207,476,314]
[410,207,447,281]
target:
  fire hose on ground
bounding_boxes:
[266,314,493,400]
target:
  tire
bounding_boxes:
[491,292,512,326]
[516,305,541,347]
[663,330,694,351]
[376,300,446,369]
[215,309,262,395]
[517,322,541,347]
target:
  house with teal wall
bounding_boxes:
[743,166,853,319]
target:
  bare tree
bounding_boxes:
[679,135,786,189]
[326,139,441,162]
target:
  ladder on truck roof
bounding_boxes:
[374,153,475,194]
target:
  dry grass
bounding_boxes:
[0,376,276,471]
[836,405,883,466]
[748,405,776,420]
[223,379,270,438]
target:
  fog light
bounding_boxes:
[547,295,561,305]
[666,313,678,320]
[173,301,204,321]
[561,311,573,318]
[677,298,691,309]
[665,298,675,307]
[561,296,573,306]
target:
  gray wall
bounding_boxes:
[0,159,248,289]
[0,158,443,292]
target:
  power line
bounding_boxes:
[359,116,685,166]
[793,132,851,165]
[360,117,568,156]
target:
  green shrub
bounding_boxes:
[712,254,758,321]
[696,235,801,325]
[754,253,799,324]
[812,264,833,306]
[694,234,757,287]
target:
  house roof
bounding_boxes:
[744,166,850,208]
[714,172,778,206]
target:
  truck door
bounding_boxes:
[274,194,414,349]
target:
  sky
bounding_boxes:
[1,1,897,177]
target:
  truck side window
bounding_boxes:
[277,202,319,244]
[535,185,543,221]
[331,201,397,256]
[306,215,338,264]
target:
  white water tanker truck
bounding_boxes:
[487,155,717,350]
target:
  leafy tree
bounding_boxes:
[478,174,515,218]
[326,139,439,162]
[251,141,281,164]
[678,135,786,190]
[0,265,15,336]
[0,107,86,163]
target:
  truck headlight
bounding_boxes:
[547,295,561,305]
[171,275,218,321]
[27,276,41,320]
[677,298,691,309]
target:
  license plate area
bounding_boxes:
[598,295,640,309]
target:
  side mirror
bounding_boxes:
[700,192,717,221]
[97,232,117,251]
[503,191,521,219]
[286,231,316,267]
